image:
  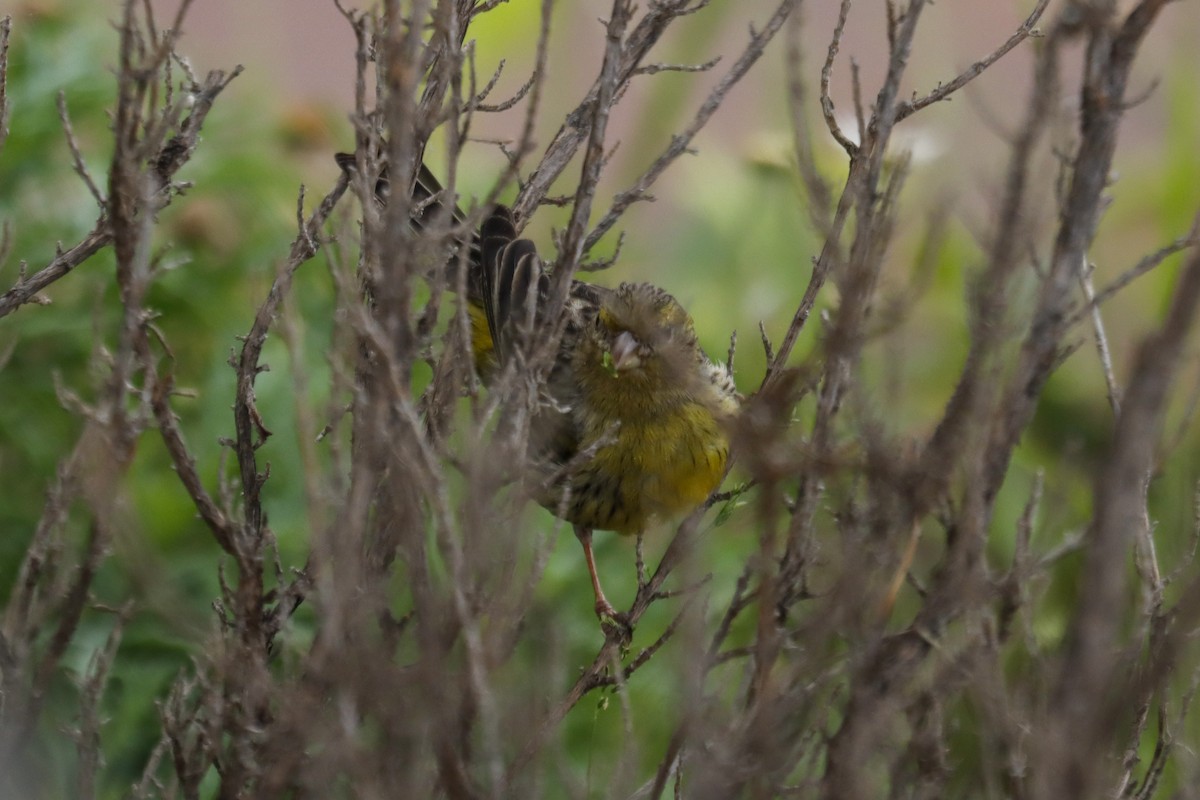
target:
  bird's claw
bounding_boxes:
[595,601,632,642]
[594,597,617,619]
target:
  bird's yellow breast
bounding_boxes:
[467,294,733,534]
[559,402,729,534]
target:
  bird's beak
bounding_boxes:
[610,330,642,372]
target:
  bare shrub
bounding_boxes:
[2,0,1199,798]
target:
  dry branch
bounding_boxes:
[4,0,1199,797]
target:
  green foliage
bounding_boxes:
[0,8,333,796]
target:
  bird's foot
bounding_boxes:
[594,596,618,620]
[595,600,632,643]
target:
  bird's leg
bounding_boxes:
[575,526,618,620]
[878,518,921,622]
[635,531,647,587]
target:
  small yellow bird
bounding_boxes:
[338,154,740,622]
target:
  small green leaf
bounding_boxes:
[714,482,752,527]
[601,350,618,377]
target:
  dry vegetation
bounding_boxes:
[2,0,1200,797]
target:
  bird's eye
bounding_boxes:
[596,307,621,334]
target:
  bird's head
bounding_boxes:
[589,282,701,390]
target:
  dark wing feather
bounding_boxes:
[335,152,448,218]
[336,152,485,297]
[479,207,549,361]
[411,162,467,229]
[335,153,591,372]
[335,151,392,207]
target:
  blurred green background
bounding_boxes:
[2,0,1199,796]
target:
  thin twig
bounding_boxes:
[0,15,13,154]
[1078,258,1121,417]
[819,0,857,157]
[894,0,1051,122]
[581,0,795,255]
[1065,216,1200,328]
[57,92,106,208]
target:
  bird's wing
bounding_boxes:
[478,207,551,364]
[334,152,456,227]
